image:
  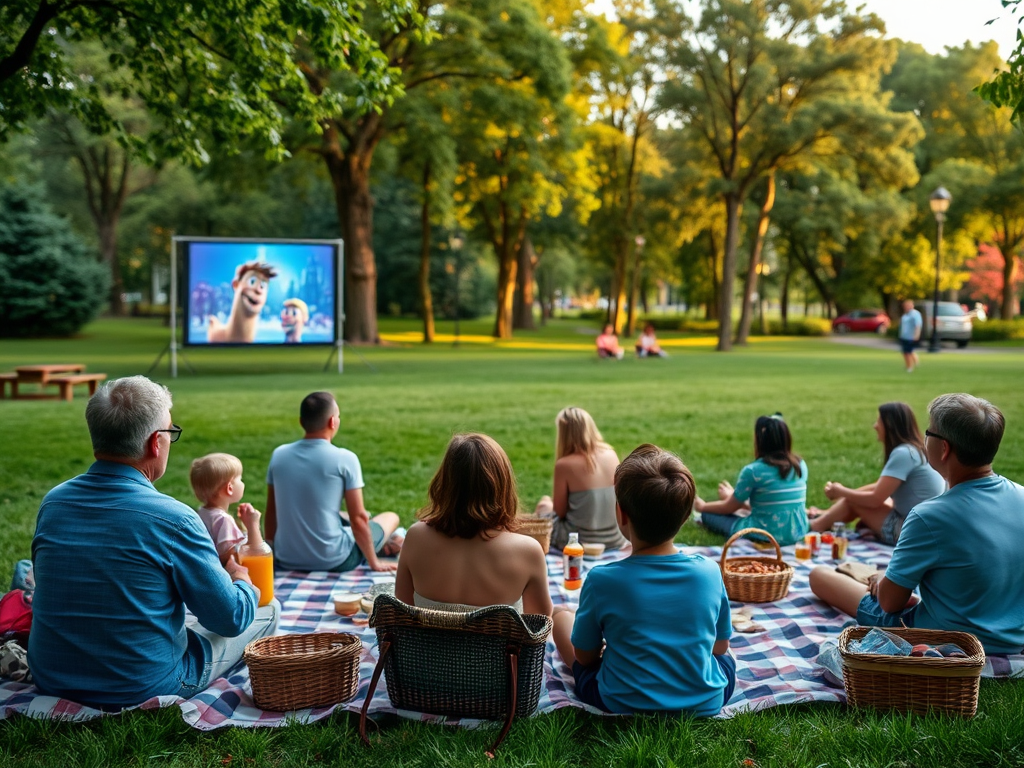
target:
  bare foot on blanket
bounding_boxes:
[381,533,404,557]
[807,506,824,519]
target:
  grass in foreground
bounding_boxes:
[1,317,1023,767]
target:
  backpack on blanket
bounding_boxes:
[0,589,32,644]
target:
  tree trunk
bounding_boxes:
[781,253,791,332]
[326,145,379,343]
[735,174,776,345]
[1001,247,1015,320]
[418,162,434,343]
[513,236,537,330]
[494,245,518,339]
[706,229,720,321]
[626,241,643,336]
[716,193,743,351]
[99,219,124,316]
[611,235,629,334]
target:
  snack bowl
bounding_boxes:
[334,592,362,616]
[581,542,606,558]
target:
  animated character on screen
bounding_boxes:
[207,261,278,343]
[281,298,309,344]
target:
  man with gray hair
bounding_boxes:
[811,393,1024,654]
[29,376,278,707]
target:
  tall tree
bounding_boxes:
[662,0,892,350]
[1,0,405,164]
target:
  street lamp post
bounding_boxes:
[928,187,952,353]
[449,231,465,347]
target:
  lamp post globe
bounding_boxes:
[927,187,951,353]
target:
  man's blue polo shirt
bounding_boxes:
[29,461,258,707]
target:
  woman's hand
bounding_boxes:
[824,481,846,501]
[717,481,734,500]
[866,571,883,599]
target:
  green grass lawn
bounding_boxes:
[2,317,1023,767]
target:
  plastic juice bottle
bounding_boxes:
[238,516,275,607]
[563,532,584,590]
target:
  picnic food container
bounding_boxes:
[244,632,361,711]
[516,515,553,553]
[334,593,362,616]
[582,542,606,558]
[720,528,794,603]
[838,626,985,717]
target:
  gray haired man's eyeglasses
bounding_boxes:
[155,424,183,443]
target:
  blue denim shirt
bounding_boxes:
[28,461,257,707]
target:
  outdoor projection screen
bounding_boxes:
[181,239,341,347]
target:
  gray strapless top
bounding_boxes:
[550,486,628,551]
[413,591,524,613]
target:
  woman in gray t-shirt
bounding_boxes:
[809,402,945,545]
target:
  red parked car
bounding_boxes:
[832,309,890,334]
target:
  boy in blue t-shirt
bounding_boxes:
[551,444,736,716]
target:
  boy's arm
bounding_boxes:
[712,639,730,655]
[574,646,602,667]
[264,485,276,543]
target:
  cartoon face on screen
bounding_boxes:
[207,261,278,343]
[281,298,309,343]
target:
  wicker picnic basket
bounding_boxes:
[516,515,553,553]
[838,626,985,717]
[719,528,793,603]
[244,632,361,711]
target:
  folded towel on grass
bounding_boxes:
[2,534,1021,729]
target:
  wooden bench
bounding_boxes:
[46,373,107,402]
[0,372,18,398]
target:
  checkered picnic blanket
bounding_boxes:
[2,534,1022,728]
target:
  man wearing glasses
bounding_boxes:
[810,393,1024,655]
[29,376,277,707]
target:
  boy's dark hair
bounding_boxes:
[614,444,695,545]
[754,413,803,480]
[300,391,336,432]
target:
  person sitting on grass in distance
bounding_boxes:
[808,403,945,545]
[396,433,553,616]
[809,394,1024,655]
[28,376,277,708]
[634,322,668,358]
[534,407,629,553]
[596,323,625,360]
[552,444,735,716]
[694,413,809,546]
[265,391,402,573]
[190,452,251,565]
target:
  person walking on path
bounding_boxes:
[898,299,922,372]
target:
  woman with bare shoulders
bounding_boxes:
[396,433,552,616]
[535,407,629,552]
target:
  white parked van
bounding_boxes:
[914,301,973,347]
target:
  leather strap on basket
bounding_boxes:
[720,527,783,568]
[484,645,521,759]
[359,635,393,747]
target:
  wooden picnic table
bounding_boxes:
[1,364,105,401]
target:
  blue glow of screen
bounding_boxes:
[186,242,336,345]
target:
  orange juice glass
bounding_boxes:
[240,550,275,606]
[794,542,812,562]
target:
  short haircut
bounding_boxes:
[190,453,243,505]
[284,298,309,323]
[234,261,278,282]
[928,393,1005,467]
[614,444,695,545]
[300,391,337,432]
[418,433,520,539]
[85,376,173,459]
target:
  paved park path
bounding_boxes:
[828,335,1023,354]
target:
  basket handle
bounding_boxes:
[485,646,520,759]
[359,634,393,748]
[719,527,783,569]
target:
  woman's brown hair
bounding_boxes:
[418,433,521,539]
[878,402,926,462]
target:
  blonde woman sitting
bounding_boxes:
[396,433,552,616]
[535,407,629,552]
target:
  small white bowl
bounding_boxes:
[334,592,362,616]
[582,542,606,558]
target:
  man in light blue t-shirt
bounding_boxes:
[810,393,1024,654]
[265,391,401,572]
[898,299,923,372]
